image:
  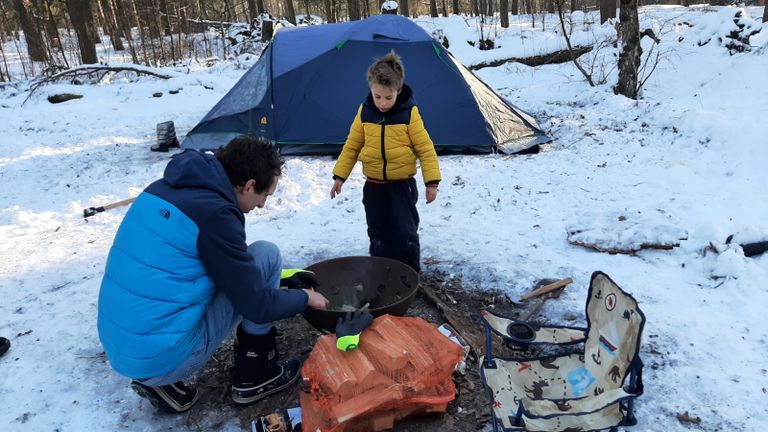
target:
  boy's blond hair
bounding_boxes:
[366,50,405,90]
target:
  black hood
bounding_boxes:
[162,150,237,204]
[364,84,415,116]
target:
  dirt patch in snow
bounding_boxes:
[178,271,529,431]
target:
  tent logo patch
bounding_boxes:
[260,116,267,125]
[605,293,617,311]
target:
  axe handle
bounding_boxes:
[103,197,137,210]
[519,277,573,302]
[83,197,137,218]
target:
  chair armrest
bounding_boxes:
[481,309,587,346]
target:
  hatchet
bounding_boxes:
[83,197,137,218]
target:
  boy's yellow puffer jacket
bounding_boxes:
[332,85,441,185]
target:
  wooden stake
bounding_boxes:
[519,277,573,302]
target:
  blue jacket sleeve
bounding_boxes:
[197,206,308,323]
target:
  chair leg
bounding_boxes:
[484,325,497,368]
[622,398,638,426]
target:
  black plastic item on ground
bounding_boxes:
[303,256,419,332]
[0,337,9,357]
[742,241,768,257]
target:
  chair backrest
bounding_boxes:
[583,272,646,394]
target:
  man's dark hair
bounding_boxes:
[215,135,284,193]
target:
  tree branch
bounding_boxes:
[24,65,175,105]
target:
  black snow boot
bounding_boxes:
[231,325,301,405]
[0,337,10,357]
[130,379,199,413]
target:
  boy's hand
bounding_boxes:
[330,179,344,199]
[304,289,330,310]
[426,184,438,204]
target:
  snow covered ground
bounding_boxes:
[1,6,767,431]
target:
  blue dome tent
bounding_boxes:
[182,15,549,155]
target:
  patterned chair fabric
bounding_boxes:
[479,271,645,432]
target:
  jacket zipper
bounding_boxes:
[379,119,388,181]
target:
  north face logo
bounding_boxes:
[158,208,170,219]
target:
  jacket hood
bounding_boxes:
[364,84,414,115]
[163,150,236,204]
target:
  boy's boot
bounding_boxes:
[130,380,199,413]
[231,325,301,405]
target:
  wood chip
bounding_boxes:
[676,411,702,425]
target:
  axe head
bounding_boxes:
[83,206,102,218]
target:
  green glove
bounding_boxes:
[280,269,319,289]
[335,310,374,351]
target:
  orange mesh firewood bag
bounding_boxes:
[301,315,465,432]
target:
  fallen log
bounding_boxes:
[420,284,485,360]
[48,93,83,104]
[469,45,593,70]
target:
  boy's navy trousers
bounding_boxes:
[362,178,420,272]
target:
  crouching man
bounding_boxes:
[97,135,329,413]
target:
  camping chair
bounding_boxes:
[480,271,645,432]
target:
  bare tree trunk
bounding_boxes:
[147,0,167,63]
[429,0,438,16]
[112,0,138,63]
[0,37,9,81]
[0,1,15,79]
[246,0,258,20]
[41,0,59,43]
[401,0,410,16]
[285,0,296,23]
[570,0,576,11]
[324,0,335,21]
[500,0,508,26]
[763,1,767,23]
[159,0,172,35]
[44,0,69,65]
[12,0,48,61]
[99,0,125,50]
[615,0,640,99]
[66,0,99,64]
[526,0,534,26]
[547,0,554,13]
[130,0,150,65]
[174,1,184,58]
[451,0,458,14]
[471,0,478,16]
[348,0,360,20]
[600,0,616,23]
[680,0,689,7]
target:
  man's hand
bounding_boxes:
[330,179,344,199]
[304,289,329,310]
[280,269,319,289]
[426,184,438,204]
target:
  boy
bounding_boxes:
[330,51,440,272]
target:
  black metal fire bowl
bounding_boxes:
[303,256,419,332]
